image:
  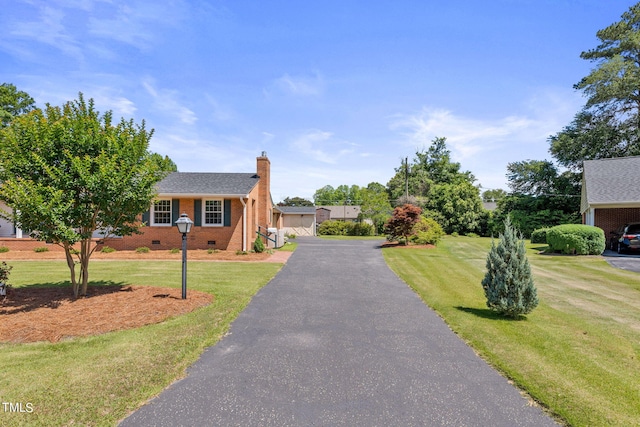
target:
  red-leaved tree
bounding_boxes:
[385,204,422,245]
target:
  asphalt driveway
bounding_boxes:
[120,237,557,426]
[602,250,640,273]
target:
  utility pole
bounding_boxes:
[405,156,409,199]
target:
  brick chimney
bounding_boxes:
[256,152,271,227]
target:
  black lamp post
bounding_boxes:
[175,212,193,299]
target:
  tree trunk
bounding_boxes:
[64,244,80,298]
[79,238,92,297]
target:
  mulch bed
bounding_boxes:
[0,249,288,344]
[0,285,213,343]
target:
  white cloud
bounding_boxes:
[290,130,336,163]
[389,87,584,190]
[267,72,325,97]
[142,79,197,125]
[7,6,84,61]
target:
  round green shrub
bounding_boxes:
[100,246,116,253]
[546,224,605,255]
[0,246,9,253]
[135,246,150,253]
[410,217,445,245]
[345,222,374,236]
[530,228,550,244]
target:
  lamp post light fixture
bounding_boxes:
[175,213,193,299]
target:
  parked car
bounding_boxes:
[609,222,640,254]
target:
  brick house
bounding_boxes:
[0,153,278,252]
[581,156,640,236]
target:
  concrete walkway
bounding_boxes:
[120,237,557,426]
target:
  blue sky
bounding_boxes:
[1,1,635,202]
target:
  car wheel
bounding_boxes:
[618,242,625,254]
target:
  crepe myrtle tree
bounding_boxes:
[481,217,538,318]
[0,93,172,297]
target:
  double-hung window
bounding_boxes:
[152,200,172,225]
[204,200,223,226]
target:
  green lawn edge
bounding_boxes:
[0,260,284,426]
[382,236,640,427]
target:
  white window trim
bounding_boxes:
[151,199,173,226]
[202,199,224,227]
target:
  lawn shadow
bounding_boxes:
[455,306,528,321]
[1,281,128,315]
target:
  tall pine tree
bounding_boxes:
[481,217,538,318]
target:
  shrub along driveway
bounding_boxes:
[120,237,556,426]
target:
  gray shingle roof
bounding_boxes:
[156,172,259,196]
[276,206,317,214]
[582,156,640,212]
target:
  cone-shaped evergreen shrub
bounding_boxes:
[253,236,265,253]
[481,217,538,318]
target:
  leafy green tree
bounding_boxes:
[481,217,538,318]
[575,3,640,118]
[423,181,484,234]
[482,188,507,202]
[548,109,627,171]
[360,182,392,234]
[492,160,580,237]
[550,4,640,171]
[387,137,484,234]
[314,184,363,205]
[0,94,172,297]
[278,196,314,207]
[0,83,35,127]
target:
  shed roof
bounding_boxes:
[156,172,259,197]
[276,206,317,215]
[581,156,640,212]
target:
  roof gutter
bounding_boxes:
[240,197,247,252]
[156,193,248,199]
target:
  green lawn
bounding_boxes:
[383,236,640,427]
[0,260,282,426]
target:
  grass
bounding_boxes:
[0,260,283,426]
[278,241,298,252]
[382,236,640,427]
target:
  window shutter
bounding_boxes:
[224,199,231,226]
[142,209,150,225]
[171,199,180,224]
[194,199,202,226]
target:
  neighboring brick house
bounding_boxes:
[581,156,640,237]
[0,153,277,252]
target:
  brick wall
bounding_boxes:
[104,197,250,251]
[594,208,640,236]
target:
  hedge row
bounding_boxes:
[317,220,375,236]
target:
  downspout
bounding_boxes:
[240,197,247,252]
